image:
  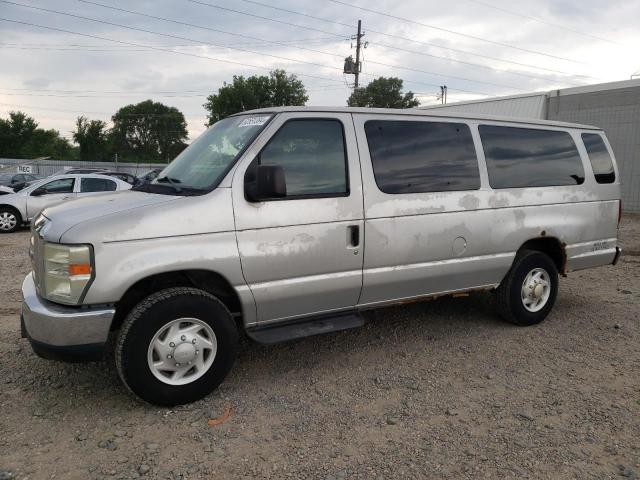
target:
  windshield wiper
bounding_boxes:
[155,175,182,193]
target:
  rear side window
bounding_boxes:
[582,133,615,184]
[479,125,585,188]
[364,120,480,194]
[81,178,117,192]
[257,119,348,197]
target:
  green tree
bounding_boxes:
[204,69,308,125]
[110,100,188,162]
[73,116,110,161]
[0,111,72,159]
[347,77,420,109]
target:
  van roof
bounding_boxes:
[233,106,601,131]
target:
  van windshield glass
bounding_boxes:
[136,114,272,194]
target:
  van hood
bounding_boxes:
[41,190,179,242]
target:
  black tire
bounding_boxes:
[115,287,238,406]
[0,207,21,234]
[496,250,558,326]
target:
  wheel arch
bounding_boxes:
[517,236,567,275]
[112,269,243,331]
[0,204,23,221]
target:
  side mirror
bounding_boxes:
[31,187,45,197]
[12,182,26,191]
[246,165,286,201]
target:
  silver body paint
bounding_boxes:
[22,107,621,348]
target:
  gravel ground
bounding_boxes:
[1,216,639,480]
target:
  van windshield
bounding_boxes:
[134,113,272,195]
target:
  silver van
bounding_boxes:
[20,107,622,405]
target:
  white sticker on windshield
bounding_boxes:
[238,116,270,128]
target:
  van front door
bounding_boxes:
[232,113,364,324]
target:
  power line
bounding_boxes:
[1,87,210,94]
[1,3,493,95]
[323,0,586,64]
[0,17,341,84]
[0,101,206,116]
[463,0,622,45]
[0,91,206,98]
[187,0,594,82]
[74,1,524,92]
[1,0,350,78]
[0,37,343,50]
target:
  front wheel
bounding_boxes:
[496,250,558,326]
[115,287,238,406]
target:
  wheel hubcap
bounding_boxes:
[147,318,217,386]
[521,268,551,312]
[0,212,17,231]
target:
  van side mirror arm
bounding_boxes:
[245,165,286,201]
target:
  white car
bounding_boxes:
[0,173,131,233]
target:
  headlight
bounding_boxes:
[43,243,93,305]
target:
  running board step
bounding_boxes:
[246,311,365,345]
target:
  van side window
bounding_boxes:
[364,120,480,194]
[582,133,615,184]
[253,119,348,198]
[479,125,585,188]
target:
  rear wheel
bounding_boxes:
[115,287,238,406]
[496,250,558,326]
[0,207,21,233]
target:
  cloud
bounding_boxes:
[1,0,638,142]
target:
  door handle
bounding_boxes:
[347,225,360,248]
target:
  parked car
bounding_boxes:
[137,168,163,184]
[20,107,621,406]
[0,172,45,192]
[98,171,140,185]
[55,168,108,175]
[0,173,131,233]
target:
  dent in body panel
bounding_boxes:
[458,193,480,210]
[237,221,363,322]
[83,231,246,301]
[61,189,236,244]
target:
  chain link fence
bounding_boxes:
[0,158,166,177]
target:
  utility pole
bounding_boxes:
[439,85,448,104]
[343,20,365,90]
[354,20,363,89]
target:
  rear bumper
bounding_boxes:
[21,272,114,362]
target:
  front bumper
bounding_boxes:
[21,272,115,362]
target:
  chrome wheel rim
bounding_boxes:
[147,318,217,386]
[521,268,551,312]
[0,212,17,231]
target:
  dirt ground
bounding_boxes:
[0,216,638,480]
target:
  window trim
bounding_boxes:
[244,117,351,202]
[479,124,585,190]
[581,132,616,184]
[132,113,275,196]
[364,118,481,195]
[33,177,75,195]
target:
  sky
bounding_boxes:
[1,0,639,144]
